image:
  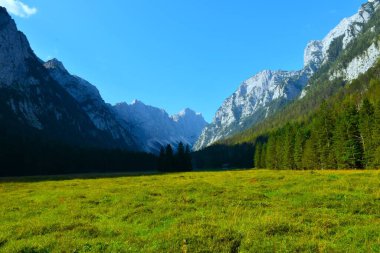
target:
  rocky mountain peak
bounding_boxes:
[0,6,11,25]
[114,102,207,153]
[44,58,68,73]
[0,7,33,86]
[174,108,199,119]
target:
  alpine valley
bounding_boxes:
[1,1,380,252]
[1,0,380,175]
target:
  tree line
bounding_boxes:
[254,94,380,170]
[192,143,254,169]
[0,131,158,177]
[158,142,192,172]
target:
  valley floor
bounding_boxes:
[0,170,379,252]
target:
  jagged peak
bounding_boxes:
[0,6,11,20]
[173,108,206,121]
[44,58,68,73]
[131,99,145,106]
[178,108,196,116]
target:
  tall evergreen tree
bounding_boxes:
[158,146,165,172]
[372,101,380,168]
[260,143,267,168]
[359,98,375,168]
[254,142,263,168]
[165,144,174,171]
[282,125,296,169]
[314,102,336,169]
[266,135,277,169]
[185,144,193,171]
[334,103,363,169]
[294,128,308,170]
[302,135,319,170]
[176,142,186,171]
[275,131,285,169]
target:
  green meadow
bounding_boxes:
[0,170,379,253]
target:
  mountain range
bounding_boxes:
[0,6,206,154]
[194,0,380,150]
[114,101,206,153]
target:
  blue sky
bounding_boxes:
[2,0,366,121]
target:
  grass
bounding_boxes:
[0,170,379,253]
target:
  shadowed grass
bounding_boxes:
[0,170,379,252]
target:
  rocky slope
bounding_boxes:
[114,101,207,154]
[194,0,380,150]
[44,59,136,149]
[0,7,121,148]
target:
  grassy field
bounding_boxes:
[0,170,379,253]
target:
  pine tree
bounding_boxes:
[334,103,363,169]
[275,131,285,169]
[165,144,174,171]
[294,128,307,170]
[266,135,277,169]
[176,142,186,171]
[282,125,295,169]
[254,142,262,168]
[372,101,380,168]
[359,98,375,168]
[261,143,267,168]
[302,135,319,170]
[158,146,165,172]
[314,102,336,169]
[185,145,192,171]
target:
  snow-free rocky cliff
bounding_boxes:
[0,6,120,148]
[114,101,207,154]
[194,0,380,150]
[44,59,136,148]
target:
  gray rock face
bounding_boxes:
[0,7,32,86]
[304,40,323,70]
[0,7,129,148]
[44,59,136,148]
[194,69,310,150]
[114,101,207,154]
[194,0,380,150]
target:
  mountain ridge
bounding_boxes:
[114,101,207,154]
[194,0,380,151]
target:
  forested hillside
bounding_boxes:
[234,58,379,170]
[194,61,380,169]
[253,61,380,169]
[193,6,380,170]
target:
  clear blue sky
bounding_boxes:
[6,0,365,121]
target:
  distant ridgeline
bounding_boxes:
[195,1,380,170]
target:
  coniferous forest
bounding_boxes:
[252,64,380,170]
[253,67,380,170]
[194,61,380,170]
[158,142,193,172]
